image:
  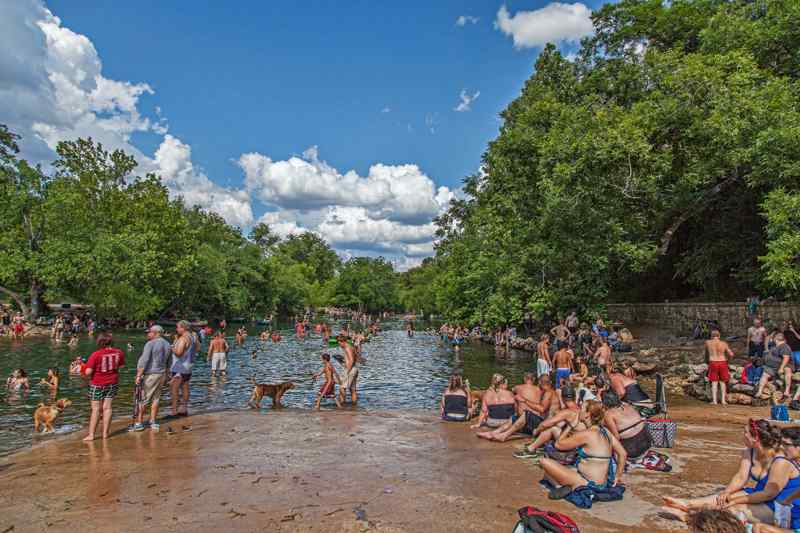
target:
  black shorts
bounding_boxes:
[513,411,543,435]
[621,428,652,459]
[171,372,192,383]
[749,343,765,358]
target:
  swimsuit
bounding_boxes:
[442,394,468,421]
[555,368,571,389]
[486,403,515,427]
[618,418,651,459]
[511,410,543,435]
[622,383,650,403]
[575,427,616,488]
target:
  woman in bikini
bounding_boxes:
[663,420,799,526]
[40,368,60,392]
[471,373,516,429]
[539,400,627,499]
[441,374,471,421]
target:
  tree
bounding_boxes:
[335,257,398,313]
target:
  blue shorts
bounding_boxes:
[555,368,571,389]
[793,351,800,367]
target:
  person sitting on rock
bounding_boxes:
[513,385,582,459]
[607,371,656,414]
[756,334,793,400]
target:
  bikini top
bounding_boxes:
[617,417,645,435]
[443,394,468,414]
[775,458,800,501]
[575,427,616,487]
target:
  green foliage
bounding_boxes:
[335,257,398,313]
[419,0,800,327]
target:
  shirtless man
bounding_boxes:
[550,320,570,350]
[337,335,359,405]
[514,384,581,458]
[595,337,613,374]
[207,331,229,377]
[536,335,552,378]
[553,346,574,390]
[747,318,767,359]
[479,374,555,442]
[313,353,341,409]
[706,329,734,405]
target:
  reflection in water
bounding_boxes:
[0,320,535,456]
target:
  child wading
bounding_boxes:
[313,353,341,409]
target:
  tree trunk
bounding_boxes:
[0,285,30,318]
[29,279,43,320]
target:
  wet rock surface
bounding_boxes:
[0,405,767,532]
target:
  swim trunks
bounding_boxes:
[537,359,551,378]
[555,368,571,389]
[623,382,650,403]
[171,372,192,383]
[88,383,118,401]
[339,366,359,389]
[512,411,543,435]
[211,352,227,371]
[319,380,335,398]
[707,361,730,382]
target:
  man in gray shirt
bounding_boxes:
[133,325,172,431]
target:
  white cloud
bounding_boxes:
[495,3,594,49]
[240,147,452,225]
[0,0,252,227]
[453,89,480,112]
[381,106,391,113]
[456,15,479,26]
[151,135,253,227]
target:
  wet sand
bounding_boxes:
[0,403,765,532]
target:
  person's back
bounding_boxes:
[140,335,171,374]
[513,379,541,414]
[554,349,571,369]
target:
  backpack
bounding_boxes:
[513,506,580,533]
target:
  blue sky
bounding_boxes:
[2,0,601,268]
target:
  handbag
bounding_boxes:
[646,418,677,448]
[771,404,790,422]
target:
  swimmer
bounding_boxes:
[40,368,60,391]
[67,335,78,348]
[271,331,282,343]
[69,356,84,375]
[260,330,269,342]
[313,353,341,409]
[6,369,30,391]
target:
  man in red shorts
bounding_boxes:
[706,329,734,405]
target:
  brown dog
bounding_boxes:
[248,379,294,409]
[33,398,72,433]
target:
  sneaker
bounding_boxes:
[132,423,145,432]
[513,446,540,459]
[150,422,160,432]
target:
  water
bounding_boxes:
[0,320,535,456]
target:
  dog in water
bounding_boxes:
[33,398,72,433]
[248,378,294,409]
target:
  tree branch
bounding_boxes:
[0,285,29,318]
[657,175,740,256]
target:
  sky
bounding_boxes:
[0,0,601,269]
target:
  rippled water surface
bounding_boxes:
[0,319,535,456]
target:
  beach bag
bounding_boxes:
[646,418,677,448]
[771,404,790,422]
[513,506,580,533]
[742,364,763,386]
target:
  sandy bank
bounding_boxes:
[0,404,764,532]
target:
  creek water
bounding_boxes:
[0,319,535,456]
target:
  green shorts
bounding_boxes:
[88,383,118,401]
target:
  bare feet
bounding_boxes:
[662,497,690,512]
[659,506,688,522]
[476,431,496,441]
[82,435,95,442]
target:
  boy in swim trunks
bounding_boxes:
[313,353,341,409]
[706,329,733,405]
[553,346,574,390]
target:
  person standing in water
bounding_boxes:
[208,331,229,378]
[170,320,196,417]
[337,335,359,405]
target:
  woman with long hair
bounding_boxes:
[441,374,471,421]
[539,400,627,500]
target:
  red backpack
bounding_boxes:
[514,506,580,533]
